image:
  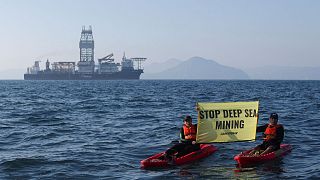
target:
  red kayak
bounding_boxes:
[141,144,217,168]
[234,144,292,165]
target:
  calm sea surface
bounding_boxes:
[0,80,319,179]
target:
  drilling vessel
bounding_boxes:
[24,26,146,80]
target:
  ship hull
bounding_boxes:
[24,70,143,80]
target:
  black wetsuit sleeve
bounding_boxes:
[257,124,268,132]
[276,126,284,143]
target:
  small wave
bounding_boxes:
[1,157,48,171]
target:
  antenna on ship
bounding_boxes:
[45,59,50,71]
[122,52,126,60]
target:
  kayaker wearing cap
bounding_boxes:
[250,113,284,156]
[163,115,201,161]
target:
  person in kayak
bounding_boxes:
[163,115,201,161]
[249,113,284,156]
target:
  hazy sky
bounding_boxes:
[1,0,319,73]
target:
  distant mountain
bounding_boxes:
[245,66,320,80]
[142,56,249,79]
[143,58,182,74]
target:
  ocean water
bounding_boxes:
[0,80,319,179]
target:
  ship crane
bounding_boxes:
[98,53,115,63]
[97,53,121,74]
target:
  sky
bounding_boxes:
[0,0,319,75]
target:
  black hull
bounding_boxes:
[24,70,143,80]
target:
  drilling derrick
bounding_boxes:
[78,25,95,74]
